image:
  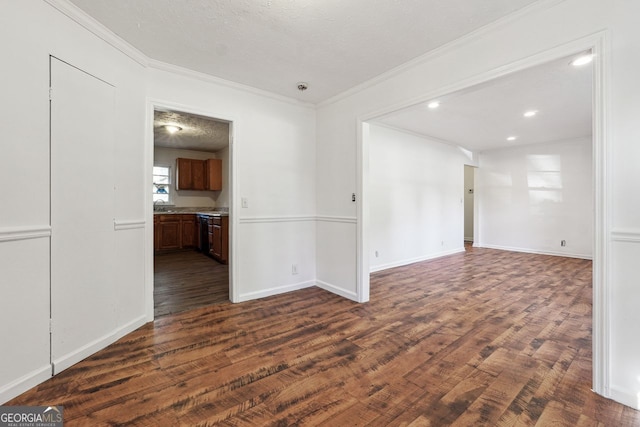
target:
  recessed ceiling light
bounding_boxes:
[507,136,517,141]
[164,125,182,134]
[571,54,593,67]
[523,110,538,118]
[427,101,440,109]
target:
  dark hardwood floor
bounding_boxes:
[154,249,229,317]
[9,247,640,425]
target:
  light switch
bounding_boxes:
[241,197,248,208]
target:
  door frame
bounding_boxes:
[356,31,610,398]
[145,99,239,320]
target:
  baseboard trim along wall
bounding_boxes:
[370,247,466,273]
[609,386,640,411]
[477,244,593,260]
[237,280,316,302]
[0,364,52,405]
[315,280,358,302]
[0,225,51,242]
[52,315,147,375]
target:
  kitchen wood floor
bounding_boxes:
[9,247,640,426]
[154,249,229,317]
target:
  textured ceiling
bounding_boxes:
[154,110,229,152]
[375,53,593,152]
[68,0,541,103]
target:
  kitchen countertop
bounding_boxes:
[154,210,228,216]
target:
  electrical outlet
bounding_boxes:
[292,264,298,275]
[375,250,379,258]
[561,240,566,247]
[241,197,248,208]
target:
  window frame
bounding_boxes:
[153,164,173,206]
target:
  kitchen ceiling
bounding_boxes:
[374,53,593,152]
[67,0,541,104]
[154,110,229,153]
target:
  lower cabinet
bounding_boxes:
[154,214,197,252]
[208,216,228,264]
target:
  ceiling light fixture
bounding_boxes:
[523,110,538,118]
[164,125,182,134]
[427,101,440,109]
[507,136,517,141]
[571,54,593,67]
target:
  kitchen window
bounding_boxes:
[153,165,172,204]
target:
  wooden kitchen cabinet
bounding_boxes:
[155,214,198,252]
[181,215,197,248]
[205,159,222,191]
[208,216,228,264]
[158,215,180,250]
[176,157,222,191]
[176,158,193,190]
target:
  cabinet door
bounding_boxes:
[159,221,180,250]
[181,217,196,248]
[176,158,192,190]
[191,160,205,190]
[211,225,223,259]
[205,159,222,191]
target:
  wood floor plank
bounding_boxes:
[7,247,640,426]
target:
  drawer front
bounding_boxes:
[158,215,179,222]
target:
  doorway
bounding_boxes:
[464,165,476,245]
[151,107,233,317]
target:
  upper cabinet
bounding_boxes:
[205,159,222,191]
[176,158,222,191]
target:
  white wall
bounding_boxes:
[154,146,227,208]
[147,67,317,302]
[0,0,147,402]
[368,124,466,272]
[477,137,593,258]
[316,0,640,409]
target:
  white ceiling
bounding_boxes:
[375,53,593,152]
[68,0,590,153]
[68,0,541,103]
[154,110,229,152]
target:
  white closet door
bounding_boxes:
[50,57,116,373]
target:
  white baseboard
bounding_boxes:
[315,280,359,302]
[370,247,466,273]
[0,364,52,404]
[609,385,640,410]
[237,280,315,302]
[53,314,147,374]
[477,243,592,260]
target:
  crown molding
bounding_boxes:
[43,0,148,66]
[147,59,316,109]
[318,0,567,108]
[43,0,313,108]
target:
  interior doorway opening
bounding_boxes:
[151,106,233,317]
[464,165,477,246]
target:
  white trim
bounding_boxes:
[609,386,640,411]
[43,0,147,66]
[0,226,52,242]
[0,364,52,405]
[315,280,358,302]
[148,60,315,109]
[239,215,316,224]
[52,315,147,374]
[316,215,357,224]
[237,281,315,302]
[610,229,640,243]
[356,31,610,401]
[319,0,565,108]
[370,248,466,273]
[476,244,592,260]
[114,220,145,231]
